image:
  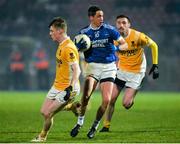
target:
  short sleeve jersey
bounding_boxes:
[116,29,153,73]
[80,23,121,63]
[53,38,79,90]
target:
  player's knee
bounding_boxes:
[41,110,51,118]
[123,101,133,109]
[123,104,131,109]
[44,112,51,119]
[40,109,45,116]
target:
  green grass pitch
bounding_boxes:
[0,91,180,143]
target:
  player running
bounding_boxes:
[100,14,159,132]
[31,17,81,142]
[70,6,128,139]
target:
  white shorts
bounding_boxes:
[46,85,80,103]
[84,62,117,82]
[116,69,145,90]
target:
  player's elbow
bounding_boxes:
[149,41,158,50]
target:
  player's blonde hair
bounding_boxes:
[49,17,67,33]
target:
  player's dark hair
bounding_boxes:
[88,5,102,16]
[49,17,67,32]
[116,15,131,23]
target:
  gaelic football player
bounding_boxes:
[100,15,159,132]
[70,6,128,139]
[31,17,81,142]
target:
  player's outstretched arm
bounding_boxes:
[148,39,159,79]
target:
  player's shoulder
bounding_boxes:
[131,28,140,34]
[79,25,91,34]
[67,43,78,52]
[63,39,78,53]
[131,28,146,36]
[103,23,116,30]
[64,46,78,59]
[130,28,151,44]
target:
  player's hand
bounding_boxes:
[149,64,159,79]
[118,41,128,51]
[64,85,73,101]
[74,38,88,51]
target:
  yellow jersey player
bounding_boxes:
[100,14,159,132]
[31,17,81,142]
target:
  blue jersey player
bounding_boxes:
[70,6,127,139]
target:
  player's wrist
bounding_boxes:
[64,85,73,101]
[149,64,159,79]
[152,64,158,69]
[66,85,73,91]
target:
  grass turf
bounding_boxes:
[0,91,180,143]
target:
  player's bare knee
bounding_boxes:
[41,110,51,118]
[123,100,131,109]
[123,101,133,109]
[123,104,131,109]
[40,108,45,116]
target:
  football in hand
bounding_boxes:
[73,34,91,52]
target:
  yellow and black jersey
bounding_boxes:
[53,38,79,91]
[116,28,158,73]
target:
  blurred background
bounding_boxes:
[0,0,179,91]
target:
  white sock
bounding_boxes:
[77,116,85,126]
[93,120,100,130]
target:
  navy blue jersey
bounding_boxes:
[79,23,120,63]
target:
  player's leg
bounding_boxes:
[87,62,117,138]
[100,78,125,132]
[34,91,73,142]
[87,80,114,138]
[103,84,120,130]
[80,76,98,116]
[98,81,114,120]
[40,98,54,136]
[31,87,63,142]
[63,101,81,116]
[70,76,98,137]
[63,82,81,116]
[122,71,145,109]
[122,87,137,109]
[31,98,54,142]
[87,63,117,138]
